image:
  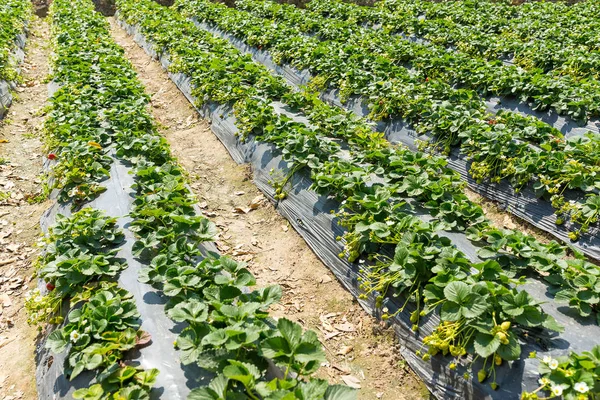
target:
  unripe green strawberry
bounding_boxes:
[477,369,487,383]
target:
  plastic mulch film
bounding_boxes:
[191,19,600,263]
[0,33,26,120]
[115,16,600,400]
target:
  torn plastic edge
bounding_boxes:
[191,18,600,263]
[115,16,600,400]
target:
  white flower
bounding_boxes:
[574,382,589,394]
[551,386,563,397]
[549,359,559,370]
[70,330,80,343]
[538,377,550,386]
[543,356,553,364]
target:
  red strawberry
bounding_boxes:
[47,153,57,160]
[46,282,55,291]
[488,119,497,125]
[425,77,429,82]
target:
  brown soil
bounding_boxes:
[0,17,52,400]
[108,17,429,400]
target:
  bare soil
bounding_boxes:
[108,17,429,400]
[0,17,52,400]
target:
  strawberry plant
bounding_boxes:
[523,346,600,400]
[29,1,163,397]
[180,0,600,242]
[0,0,30,82]
[27,208,126,325]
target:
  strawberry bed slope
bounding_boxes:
[32,1,354,399]
[0,0,30,120]
[114,2,600,399]
[174,0,600,263]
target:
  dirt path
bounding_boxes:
[108,18,427,400]
[0,17,51,400]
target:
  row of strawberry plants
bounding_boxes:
[231,0,600,123]
[179,0,600,245]
[116,0,600,393]
[0,0,30,82]
[309,0,600,82]
[26,0,161,397]
[37,0,356,398]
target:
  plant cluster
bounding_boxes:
[0,0,30,82]
[523,346,600,400]
[27,209,125,325]
[357,0,600,82]
[184,0,600,242]
[115,0,600,393]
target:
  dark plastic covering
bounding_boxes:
[93,16,600,400]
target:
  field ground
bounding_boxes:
[1,12,429,400]
[3,0,600,398]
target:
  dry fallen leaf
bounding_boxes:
[341,375,361,389]
[0,294,12,308]
[337,345,354,355]
[249,195,264,209]
[334,322,356,332]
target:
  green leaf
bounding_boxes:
[496,334,521,361]
[278,318,302,350]
[167,299,208,323]
[443,281,470,303]
[541,314,564,333]
[135,368,160,388]
[440,301,462,321]
[295,342,326,365]
[46,330,68,353]
[223,360,261,389]
[188,388,220,400]
[474,332,501,358]
[261,336,291,359]
[73,384,104,400]
[324,384,357,400]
